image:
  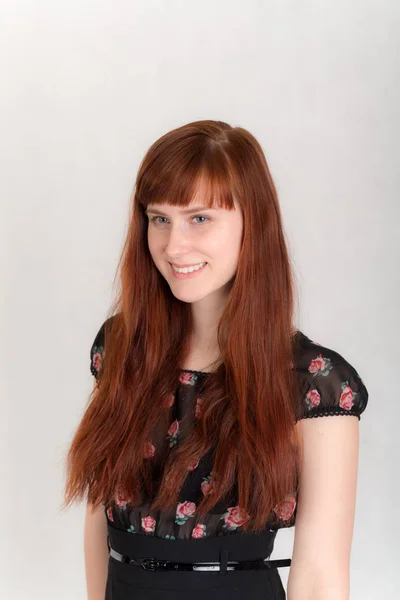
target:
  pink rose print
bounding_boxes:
[167,419,180,448]
[195,396,203,419]
[192,523,207,538]
[163,394,175,408]
[115,489,130,509]
[221,506,251,531]
[142,515,156,533]
[179,372,198,386]
[339,382,356,410]
[175,501,196,525]
[144,442,155,458]
[273,493,297,521]
[168,420,180,437]
[308,354,332,377]
[188,459,200,471]
[106,506,114,522]
[92,351,103,373]
[305,388,321,409]
[201,474,214,496]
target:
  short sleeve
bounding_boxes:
[295,334,369,421]
[90,321,106,380]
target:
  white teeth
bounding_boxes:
[172,262,207,274]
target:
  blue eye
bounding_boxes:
[192,216,209,224]
[149,215,209,225]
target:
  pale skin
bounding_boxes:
[146,189,360,597]
[287,415,360,600]
[84,501,109,600]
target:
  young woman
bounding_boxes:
[63,120,369,600]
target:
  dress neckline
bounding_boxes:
[179,368,211,376]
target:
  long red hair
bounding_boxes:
[62,120,303,533]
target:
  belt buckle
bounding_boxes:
[141,558,165,571]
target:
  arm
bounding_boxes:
[84,501,109,600]
[287,415,360,600]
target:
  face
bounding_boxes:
[145,189,243,306]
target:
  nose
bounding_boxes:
[164,222,192,255]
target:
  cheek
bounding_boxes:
[211,228,242,272]
[206,227,237,254]
[147,231,164,255]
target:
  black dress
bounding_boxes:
[89,322,369,599]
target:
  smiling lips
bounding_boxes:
[169,262,208,276]
[170,262,207,268]
[171,262,207,272]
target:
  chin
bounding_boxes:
[169,289,210,304]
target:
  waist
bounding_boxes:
[107,522,287,565]
[109,546,292,572]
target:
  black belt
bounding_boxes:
[110,546,291,571]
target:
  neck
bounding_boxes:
[190,294,228,350]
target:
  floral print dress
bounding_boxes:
[90,321,369,540]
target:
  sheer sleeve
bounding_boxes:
[295,334,369,421]
[90,321,106,380]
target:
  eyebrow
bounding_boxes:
[145,206,215,215]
